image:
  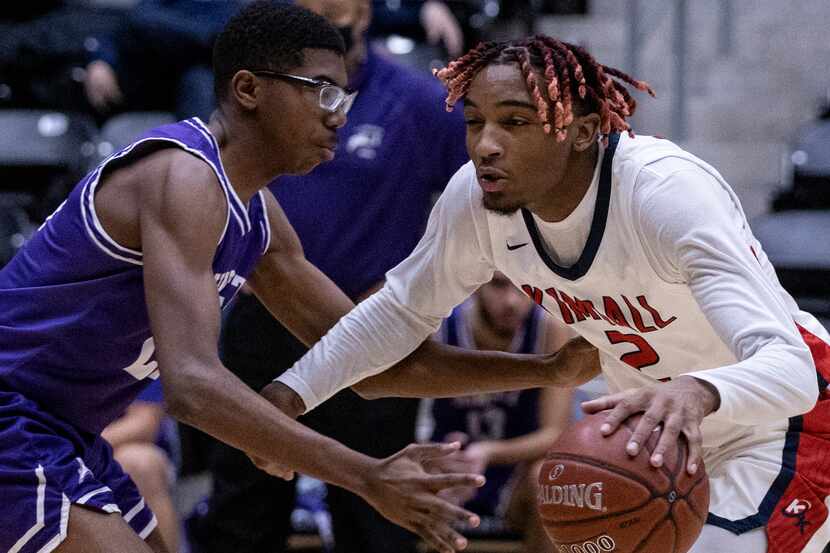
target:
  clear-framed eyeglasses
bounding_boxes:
[251,70,357,114]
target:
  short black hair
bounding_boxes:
[213,1,345,102]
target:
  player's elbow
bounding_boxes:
[162,369,213,424]
[779,355,821,418]
[790,347,821,416]
[789,374,820,417]
[163,385,203,423]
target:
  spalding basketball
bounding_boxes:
[538,413,709,553]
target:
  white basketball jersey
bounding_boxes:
[276,131,830,544]
[280,132,827,454]
[483,133,827,447]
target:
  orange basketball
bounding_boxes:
[537,413,709,553]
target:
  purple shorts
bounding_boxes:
[0,389,156,552]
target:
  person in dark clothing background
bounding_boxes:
[83,0,246,121]
[0,1,120,110]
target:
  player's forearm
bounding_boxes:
[276,288,441,411]
[354,337,601,399]
[164,362,374,494]
[685,342,818,426]
[353,340,549,399]
[250,254,355,348]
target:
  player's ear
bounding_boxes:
[230,70,260,111]
[572,112,601,153]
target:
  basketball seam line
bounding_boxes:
[632,486,707,552]
[632,514,675,553]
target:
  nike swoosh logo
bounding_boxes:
[506,242,528,251]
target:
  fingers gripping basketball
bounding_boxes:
[537,413,709,553]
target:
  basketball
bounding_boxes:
[537,413,709,553]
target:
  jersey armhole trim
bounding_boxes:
[82,136,232,264]
[258,190,272,255]
[188,118,251,235]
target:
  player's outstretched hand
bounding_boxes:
[581,376,720,475]
[364,442,485,553]
[547,336,601,386]
[423,433,486,507]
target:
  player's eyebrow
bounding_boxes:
[313,74,345,87]
[464,98,537,111]
[497,99,537,110]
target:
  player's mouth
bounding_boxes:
[319,139,338,160]
[478,168,508,193]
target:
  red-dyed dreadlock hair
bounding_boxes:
[433,36,655,143]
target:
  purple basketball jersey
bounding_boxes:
[0,117,271,434]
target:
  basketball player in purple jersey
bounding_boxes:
[0,5,601,553]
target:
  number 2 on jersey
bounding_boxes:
[604,330,659,369]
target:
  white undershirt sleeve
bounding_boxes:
[276,164,496,412]
[633,162,818,426]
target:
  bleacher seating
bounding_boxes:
[0,109,97,265]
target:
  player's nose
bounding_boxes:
[325,109,347,130]
[474,123,505,159]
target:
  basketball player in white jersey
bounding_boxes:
[264,37,830,552]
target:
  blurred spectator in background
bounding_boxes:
[83,0,246,121]
[424,272,574,553]
[102,380,179,553]
[370,0,464,57]
[185,0,468,551]
[0,1,122,110]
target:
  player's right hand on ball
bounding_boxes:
[363,442,485,553]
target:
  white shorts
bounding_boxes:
[700,402,830,552]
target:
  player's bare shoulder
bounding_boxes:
[143,148,226,211]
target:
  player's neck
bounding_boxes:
[208,113,286,204]
[533,141,599,223]
[471,305,515,352]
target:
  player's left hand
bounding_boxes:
[426,434,490,506]
[581,376,720,475]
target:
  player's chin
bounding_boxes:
[290,156,324,176]
[481,192,521,215]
